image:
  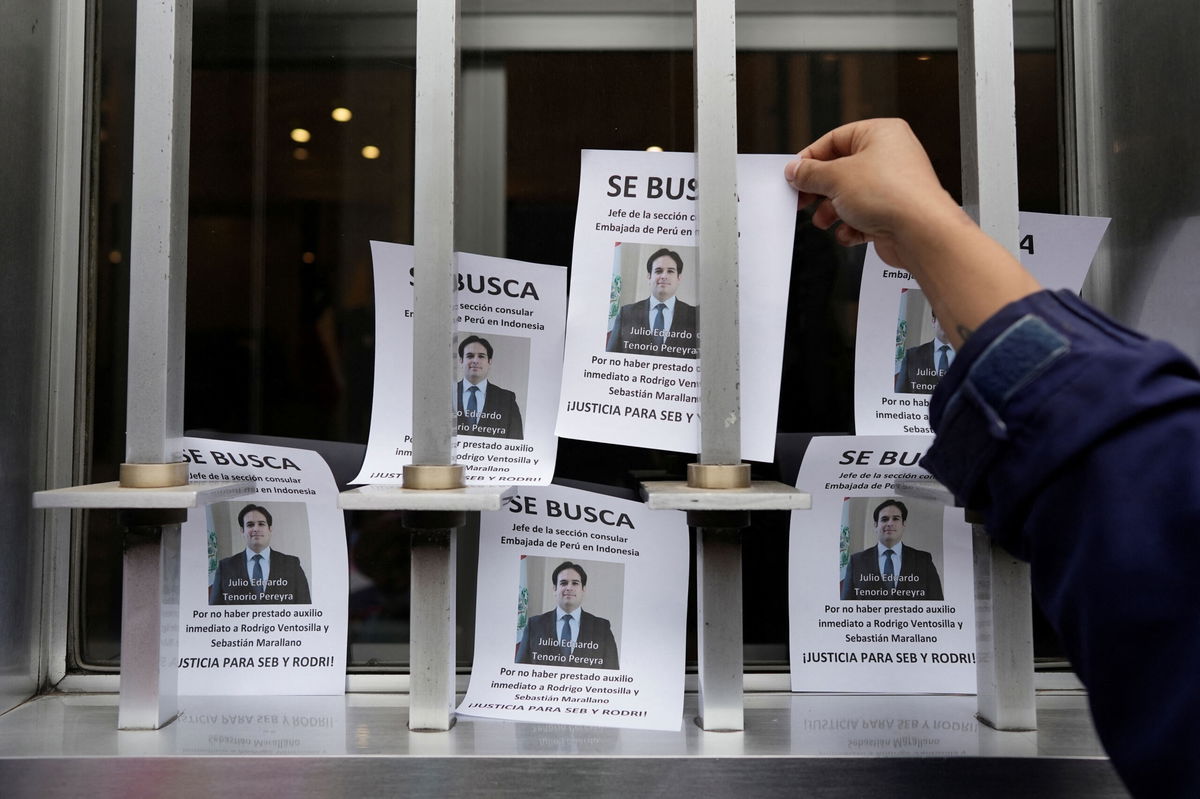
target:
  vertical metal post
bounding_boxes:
[690,0,747,731]
[958,0,1020,244]
[115,0,192,730]
[117,515,182,730]
[958,0,1035,730]
[407,523,458,731]
[124,0,191,477]
[972,523,1036,729]
[695,524,744,731]
[405,0,462,731]
[693,0,741,466]
[1063,0,1114,314]
[411,0,460,467]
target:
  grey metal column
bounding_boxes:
[411,0,460,468]
[957,0,1036,731]
[405,0,461,732]
[972,520,1036,730]
[119,0,192,729]
[694,0,740,468]
[644,0,807,732]
[124,0,191,479]
[691,0,747,732]
[340,0,501,732]
[958,0,1019,238]
[33,0,257,730]
[694,521,746,731]
[644,0,813,716]
[118,514,182,730]
[338,4,510,724]
[407,521,459,731]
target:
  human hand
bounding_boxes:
[785,119,1040,346]
[783,118,963,270]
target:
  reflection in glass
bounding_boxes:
[83,3,1061,671]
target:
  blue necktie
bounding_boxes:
[652,303,667,346]
[937,345,950,373]
[252,553,264,595]
[466,385,479,427]
[883,549,895,590]
[561,615,573,659]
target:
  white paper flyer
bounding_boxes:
[854,212,1110,434]
[789,436,976,693]
[178,437,348,695]
[555,150,797,461]
[353,244,567,485]
[459,483,689,730]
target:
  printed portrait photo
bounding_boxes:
[208,500,313,605]
[605,242,699,359]
[839,496,945,601]
[514,555,625,670]
[893,288,956,395]
[454,331,531,440]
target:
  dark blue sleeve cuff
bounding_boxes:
[920,289,1200,552]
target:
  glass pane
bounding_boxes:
[86,0,420,668]
[83,2,1063,671]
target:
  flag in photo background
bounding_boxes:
[515,554,529,653]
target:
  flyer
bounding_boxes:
[458,483,689,730]
[555,150,798,461]
[789,436,976,693]
[854,212,1110,434]
[177,437,348,695]
[353,244,567,485]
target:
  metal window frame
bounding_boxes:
[29,0,93,699]
[44,2,1047,706]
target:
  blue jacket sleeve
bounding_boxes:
[921,289,1200,798]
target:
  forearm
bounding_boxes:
[893,202,1042,347]
[921,290,1200,797]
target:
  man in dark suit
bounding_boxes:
[210,504,312,604]
[842,499,943,601]
[606,248,699,359]
[895,310,956,394]
[455,334,524,439]
[516,561,620,670]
